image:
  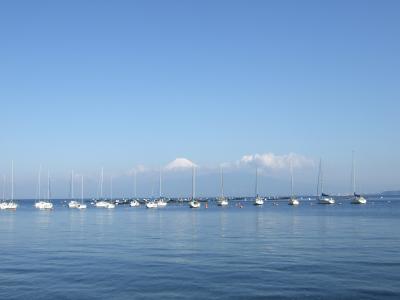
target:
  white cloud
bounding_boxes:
[165,158,196,171]
[238,152,314,170]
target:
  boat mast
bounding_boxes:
[47,171,51,201]
[159,167,162,198]
[134,170,137,198]
[255,167,258,197]
[71,170,74,199]
[352,151,356,195]
[81,176,84,204]
[290,160,294,198]
[221,166,224,198]
[316,159,322,197]
[100,167,104,199]
[11,160,14,202]
[110,176,113,201]
[192,166,196,200]
[2,175,5,202]
[38,165,42,202]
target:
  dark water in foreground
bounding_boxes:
[1,197,400,299]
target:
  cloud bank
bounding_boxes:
[238,152,314,170]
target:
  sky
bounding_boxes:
[0,0,399,198]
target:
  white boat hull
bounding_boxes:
[217,198,229,206]
[189,200,201,208]
[157,201,167,207]
[254,197,264,206]
[77,203,87,209]
[95,201,109,208]
[130,200,140,207]
[0,202,18,210]
[106,203,115,209]
[146,202,158,208]
[288,198,299,205]
[68,201,79,208]
[351,196,367,204]
[319,197,335,204]
[35,201,53,209]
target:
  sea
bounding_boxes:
[1,197,399,299]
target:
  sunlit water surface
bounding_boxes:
[1,197,399,299]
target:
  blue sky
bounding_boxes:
[0,0,399,198]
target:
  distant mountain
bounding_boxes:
[381,191,400,196]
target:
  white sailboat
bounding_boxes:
[95,168,109,208]
[156,167,167,207]
[130,170,140,207]
[106,176,115,209]
[35,169,53,210]
[253,167,264,206]
[189,166,201,208]
[217,166,228,206]
[77,176,87,209]
[68,170,79,208]
[3,161,18,210]
[288,160,299,205]
[317,159,335,205]
[351,151,367,204]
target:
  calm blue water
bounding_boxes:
[1,198,400,299]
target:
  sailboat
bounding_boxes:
[105,176,116,209]
[189,166,201,208]
[4,161,18,210]
[317,159,335,205]
[351,151,367,204]
[253,167,264,205]
[156,167,167,207]
[217,166,228,206]
[288,160,299,205]
[35,169,53,209]
[77,175,87,209]
[95,168,109,208]
[130,170,140,207]
[68,170,79,208]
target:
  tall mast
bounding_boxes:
[110,176,113,201]
[71,170,74,199]
[2,175,5,202]
[134,170,137,198]
[81,176,84,204]
[100,167,104,199]
[221,166,224,198]
[290,160,294,198]
[352,150,356,194]
[47,171,51,201]
[316,159,321,197]
[320,161,324,194]
[11,160,14,201]
[255,167,258,197]
[192,166,196,199]
[38,165,42,201]
[159,167,162,198]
